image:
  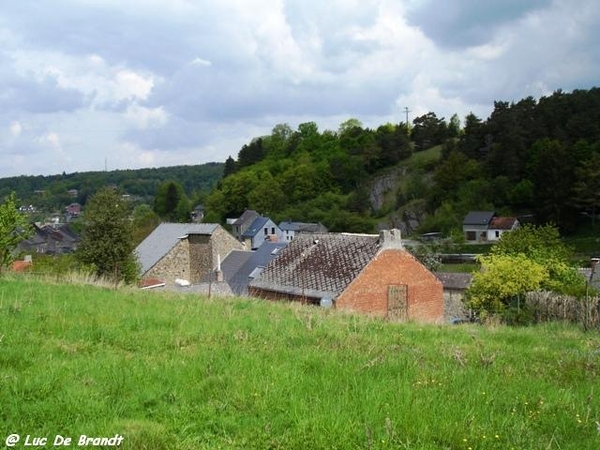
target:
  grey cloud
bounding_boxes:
[407,0,552,49]
[0,1,223,76]
[0,72,84,114]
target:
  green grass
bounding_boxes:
[405,145,442,171]
[1,277,600,449]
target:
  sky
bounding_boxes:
[1,0,599,178]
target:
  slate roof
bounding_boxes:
[242,216,270,238]
[278,221,328,233]
[201,242,288,295]
[250,232,380,299]
[463,211,495,226]
[233,209,259,226]
[19,223,80,254]
[434,272,473,291]
[135,223,219,275]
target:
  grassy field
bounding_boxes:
[1,277,599,449]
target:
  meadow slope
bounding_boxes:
[0,278,599,449]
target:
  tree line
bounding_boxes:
[206,87,600,235]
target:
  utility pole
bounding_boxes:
[404,107,411,126]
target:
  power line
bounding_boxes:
[403,106,411,126]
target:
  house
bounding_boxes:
[278,220,328,242]
[241,216,283,249]
[18,223,80,254]
[190,205,205,223]
[463,211,519,243]
[435,272,473,321]
[66,203,81,217]
[229,210,260,241]
[249,229,443,323]
[135,223,244,287]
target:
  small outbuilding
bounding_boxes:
[249,229,443,323]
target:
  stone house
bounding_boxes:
[229,210,260,241]
[135,223,244,287]
[278,220,328,242]
[249,229,443,323]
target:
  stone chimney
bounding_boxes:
[379,228,404,250]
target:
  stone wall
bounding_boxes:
[144,239,190,286]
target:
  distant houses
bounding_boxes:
[463,211,519,243]
[278,220,328,242]
[19,223,80,255]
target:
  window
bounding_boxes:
[495,230,500,238]
[264,228,268,235]
[271,227,275,234]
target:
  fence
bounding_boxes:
[525,291,600,329]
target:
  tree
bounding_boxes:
[468,224,587,318]
[467,253,549,314]
[223,156,237,178]
[0,193,32,273]
[154,181,190,222]
[411,112,448,151]
[76,187,139,284]
[491,224,585,296]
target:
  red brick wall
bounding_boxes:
[335,250,443,323]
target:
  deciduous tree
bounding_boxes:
[0,193,32,273]
[76,187,139,284]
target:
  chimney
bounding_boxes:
[215,253,224,282]
[379,229,404,250]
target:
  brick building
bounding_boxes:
[135,223,244,287]
[249,229,443,323]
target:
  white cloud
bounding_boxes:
[9,121,22,137]
[0,0,597,177]
[125,104,169,129]
[190,58,212,67]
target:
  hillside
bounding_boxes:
[0,163,224,212]
[1,277,599,449]
[207,87,600,238]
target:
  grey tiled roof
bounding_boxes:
[463,211,495,226]
[135,223,219,274]
[202,242,288,295]
[250,232,379,299]
[278,221,328,233]
[242,217,270,238]
[434,272,473,290]
[233,209,259,226]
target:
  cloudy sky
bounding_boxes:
[1,0,598,178]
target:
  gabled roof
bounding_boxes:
[242,216,271,238]
[278,221,328,233]
[233,209,259,226]
[135,223,219,274]
[228,242,287,295]
[434,272,473,291]
[250,232,380,299]
[463,211,495,226]
[489,216,518,230]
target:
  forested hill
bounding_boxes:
[205,87,600,235]
[0,163,224,211]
